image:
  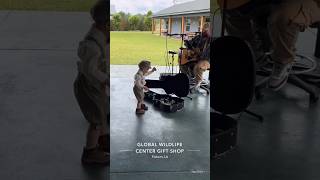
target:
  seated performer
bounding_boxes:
[220,0,320,90]
[181,24,211,93]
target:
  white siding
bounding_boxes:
[190,17,200,32]
[172,18,182,34]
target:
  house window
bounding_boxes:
[165,19,169,30]
[205,17,210,23]
[197,16,211,32]
[185,17,191,32]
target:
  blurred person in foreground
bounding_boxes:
[74,0,110,164]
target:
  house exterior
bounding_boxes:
[152,0,210,36]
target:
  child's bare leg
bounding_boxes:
[86,123,101,149]
[99,119,108,135]
[82,122,109,164]
[98,118,110,152]
[137,101,142,109]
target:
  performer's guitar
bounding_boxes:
[179,48,199,65]
[217,0,251,10]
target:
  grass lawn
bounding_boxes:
[0,0,94,11]
[111,31,181,65]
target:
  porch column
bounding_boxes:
[169,17,172,34]
[200,16,204,31]
[181,16,185,34]
[159,18,162,36]
[152,18,154,34]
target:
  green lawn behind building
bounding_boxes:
[111,31,181,65]
[0,0,94,11]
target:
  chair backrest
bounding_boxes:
[210,36,255,114]
[314,22,320,58]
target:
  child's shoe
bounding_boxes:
[136,108,145,114]
[98,134,110,153]
[141,104,148,110]
[81,147,109,165]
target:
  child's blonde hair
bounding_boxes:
[138,60,151,70]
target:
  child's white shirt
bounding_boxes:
[134,70,146,89]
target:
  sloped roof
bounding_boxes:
[153,0,210,18]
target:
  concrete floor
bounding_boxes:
[0,11,109,180]
[0,10,210,180]
[1,10,320,180]
[212,75,320,180]
[212,16,320,180]
[110,66,210,180]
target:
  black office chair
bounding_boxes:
[211,36,260,158]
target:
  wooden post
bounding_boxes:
[159,18,162,36]
[152,18,154,34]
[181,16,185,34]
[200,16,204,31]
[151,18,154,34]
[169,17,172,34]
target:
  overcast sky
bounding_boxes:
[110,0,193,14]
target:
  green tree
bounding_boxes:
[144,10,153,31]
[111,13,121,31]
[112,10,154,31]
[129,15,140,30]
[136,14,145,31]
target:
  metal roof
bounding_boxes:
[153,0,210,18]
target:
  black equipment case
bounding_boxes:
[211,112,238,158]
[144,91,184,113]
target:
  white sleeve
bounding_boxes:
[144,70,154,76]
